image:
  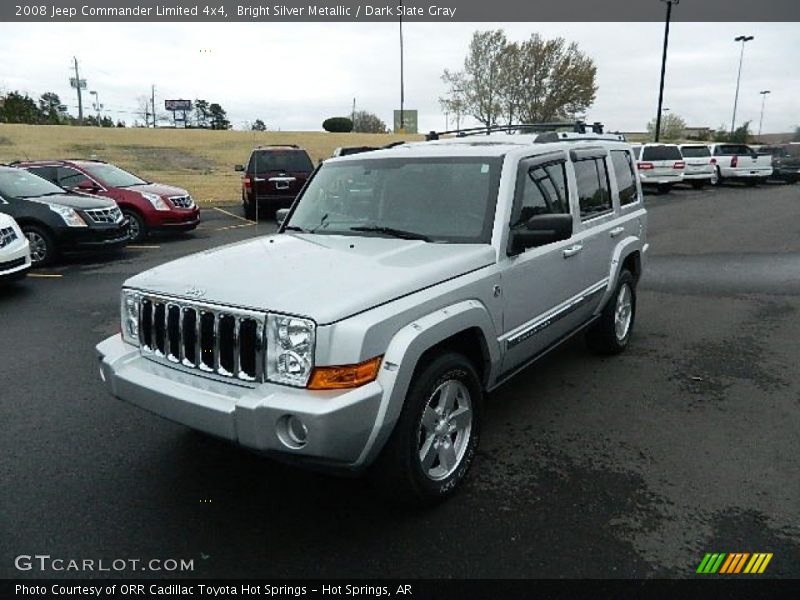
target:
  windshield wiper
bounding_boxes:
[283,225,310,233]
[349,226,432,242]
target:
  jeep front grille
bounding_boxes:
[0,227,18,248]
[138,294,265,383]
[84,206,123,224]
[169,195,194,209]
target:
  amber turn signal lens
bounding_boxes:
[307,356,383,390]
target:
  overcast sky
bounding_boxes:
[0,22,797,133]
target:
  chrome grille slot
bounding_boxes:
[137,293,266,385]
[84,207,123,224]
[0,227,18,248]
[169,195,194,208]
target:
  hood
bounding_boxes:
[125,234,496,324]
[127,183,189,198]
[25,193,115,210]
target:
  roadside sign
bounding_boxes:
[69,78,87,89]
[165,99,193,111]
[393,109,418,134]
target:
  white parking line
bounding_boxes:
[215,222,256,232]
[28,273,63,279]
[127,245,161,250]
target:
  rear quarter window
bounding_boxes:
[610,150,639,206]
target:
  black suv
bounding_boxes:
[760,144,800,184]
[0,166,129,266]
[235,145,315,219]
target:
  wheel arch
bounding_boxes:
[355,300,500,468]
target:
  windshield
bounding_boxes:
[641,145,683,161]
[0,168,65,198]
[249,150,314,173]
[285,157,502,243]
[680,146,711,158]
[81,163,147,187]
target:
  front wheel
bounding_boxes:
[372,352,482,505]
[123,210,147,242]
[586,270,637,355]
[22,225,56,267]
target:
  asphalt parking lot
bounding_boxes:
[2,183,798,579]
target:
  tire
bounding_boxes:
[656,184,673,194]
[371,352,483,505]
[123,210,147,242]
[691,181,705,190]
[21,225,57,267]
[243,194,256,220]
[710,167,723,186]
[586,270,637,355]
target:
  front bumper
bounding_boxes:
[56,223,130,251]
[96,335,383,471]
[148,207,201,230]
[0,239,31,279]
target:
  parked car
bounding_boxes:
[0,213,31,282]
[235,145,315,220]
[707,143,773,186]
[632,144,685,193]
[678,144,716,188]
[14,159,200,242]
[0,166,128,266]
[98,125,647,504]
[759,143,800,184]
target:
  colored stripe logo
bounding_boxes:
[697,553,773,574]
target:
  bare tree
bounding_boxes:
[352,110,387,133]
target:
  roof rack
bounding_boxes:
[255,144,300,150]
[425,121,606,141]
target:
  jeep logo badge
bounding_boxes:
[184,286,206,298]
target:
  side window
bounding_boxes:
[573,158,612,220]
[511,159,570,227]
[610,150,639,206]
[57,167,91,190]
[27,166,57,183]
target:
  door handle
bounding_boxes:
[253,177,266,182]
[610,227,625,238]
[562,244,583,258]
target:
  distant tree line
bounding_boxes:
[0,90,123,127]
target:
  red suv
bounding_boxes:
[235,145,315,219]
[14,160,200,241]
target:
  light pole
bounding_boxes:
[758,90,771,136]
[398,0,405,133]
[654,0,678,143]
[730,35,754,136]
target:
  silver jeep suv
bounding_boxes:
[97,124,648,504]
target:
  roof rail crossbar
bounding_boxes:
[425,121,604,141]
[255,144,300,149]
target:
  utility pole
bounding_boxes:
[399,1,405,133]
[73,57,84,125]
[351,97,356,132]
[151,85,156,128]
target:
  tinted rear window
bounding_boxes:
[715,145,750,156]
[680,146,711,158]
[249,150,313,173]
[641,145,682,161]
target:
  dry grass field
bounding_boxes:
[0,124,421,204]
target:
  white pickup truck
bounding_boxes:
[709,143,773,186]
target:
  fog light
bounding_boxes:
[277,415,308,449]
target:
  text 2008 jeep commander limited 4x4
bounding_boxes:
[97,123,648,503]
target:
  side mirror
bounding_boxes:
[77,179,99,192]
[509,213,573,255]
[234,164,245,172]
[275,208,289,226]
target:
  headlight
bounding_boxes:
[141,192,170,211]
[120,289,140,346]
[266,314,315,386]
[48,204,87,227]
